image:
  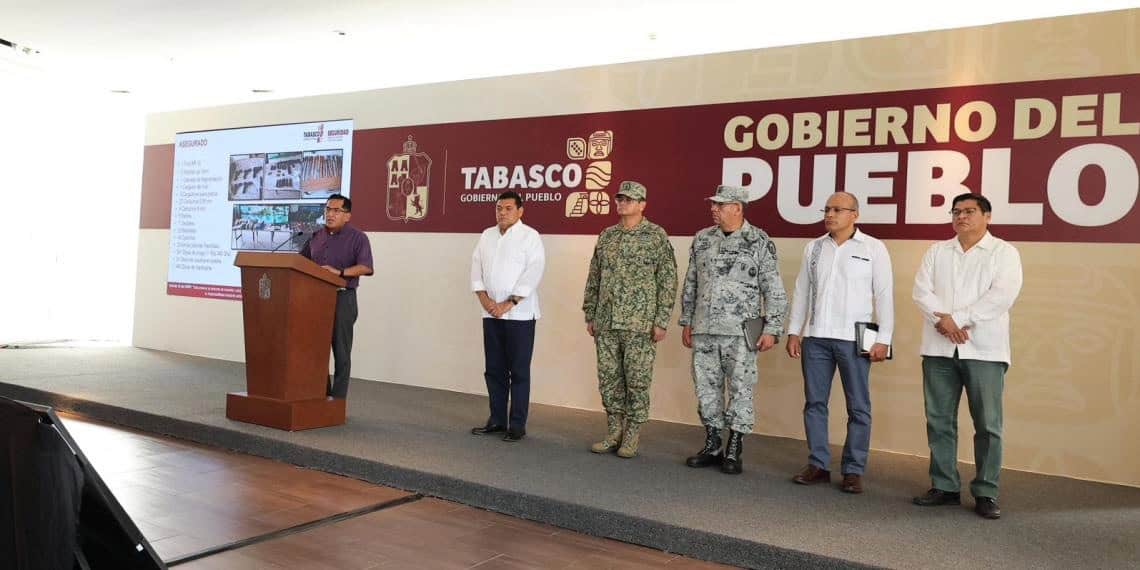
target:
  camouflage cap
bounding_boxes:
[615,180,647,201]
[707,185,750,204]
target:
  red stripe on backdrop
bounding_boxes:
[139,144,174,229]
[166,282,242,300]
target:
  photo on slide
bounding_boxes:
[228,154,266,201]
[261,152,302,200]
[301,149,343,198]
[231,204,291,251]
[286,204,326,251]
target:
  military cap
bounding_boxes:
[706,185,750,204]
[616,180,647,201]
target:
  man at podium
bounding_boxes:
[300,194,374,399]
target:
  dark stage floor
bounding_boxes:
[2,347,1137,569]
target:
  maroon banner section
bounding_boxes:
[140,144,174,229]
[166,282,242,300]
[141,73,1140,242]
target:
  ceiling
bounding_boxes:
[2,1,1136,112]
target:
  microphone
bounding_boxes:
[296,230,319,255]
[269,230,305,253]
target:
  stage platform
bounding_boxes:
[1,346,1137,569]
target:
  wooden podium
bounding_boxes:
[227,252,347,430]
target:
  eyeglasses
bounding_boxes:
[950,207,979,217]
[820,207,856,214]
[324,207,348,214]
[614,195,641,203]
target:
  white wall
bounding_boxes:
[0,78,143,344]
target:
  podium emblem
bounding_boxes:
[386,136,433,222]
[258,273,271,300]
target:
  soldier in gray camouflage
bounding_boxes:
[679,184,787,474]
[583,180,678,459]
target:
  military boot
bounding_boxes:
[721,430,744,474]
[589,414,623,453]
[685,425,723,468]
[616,422,642,458]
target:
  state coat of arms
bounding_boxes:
[386,136,433,222]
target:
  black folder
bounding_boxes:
[855,321,892,359]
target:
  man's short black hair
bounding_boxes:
[327,193,352,212]
[497,191,523,208]
[951,192,991,213]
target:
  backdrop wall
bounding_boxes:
[134,10,1140,487]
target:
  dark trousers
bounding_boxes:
[801,337,872,475]
[482,318,536,429]
[329,289,358,399]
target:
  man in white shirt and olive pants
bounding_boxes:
[911,192,1023,519]
[786,192,894,494]
[469,191,547,442]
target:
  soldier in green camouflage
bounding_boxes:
[679,185,787,474]
[583,180,678,458]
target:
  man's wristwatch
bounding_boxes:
[508,296,520,305]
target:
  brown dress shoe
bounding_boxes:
[792,464,831,485]
[840,473,863,494]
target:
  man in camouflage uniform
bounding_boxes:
[583,180,678,458]
[679,185,787,474]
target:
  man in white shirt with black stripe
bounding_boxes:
[911,192,1023,520]
[786,192,894,494]
[469,191,546,442]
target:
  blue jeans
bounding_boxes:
[482,318,536,430]
[801,337,872,475]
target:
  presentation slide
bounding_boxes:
[167,120,353,300]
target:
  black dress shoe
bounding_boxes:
[470,424,506,435]
[502,428,526,442]
[912,488,961,506]
[975,497,1001,519]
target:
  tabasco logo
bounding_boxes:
[565,130,614,218]
[386,136,432,222]
[303,123,350,143]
